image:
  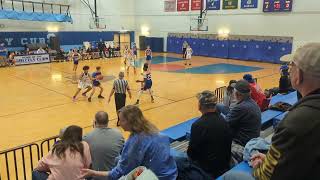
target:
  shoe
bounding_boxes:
[134,100,139,105]
[151,97,154,103]
[88,97,91,102]
[72,96,76,101]
[98,95,105,99]
[189,64,191,66]
[184,63,187,65]
[82,93,86,97]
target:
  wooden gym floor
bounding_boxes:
[0,52,281,151]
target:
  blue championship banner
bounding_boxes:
[207,0,221,10]
[14,54,50,65]
[241,0,258,8]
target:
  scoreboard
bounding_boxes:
[263,0,293,12]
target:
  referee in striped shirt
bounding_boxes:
[108,72,132,126]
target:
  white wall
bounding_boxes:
[1,0,320,51]
[133,0,320,51]
[0,0,135,32]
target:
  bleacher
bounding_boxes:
[162,90,298,179]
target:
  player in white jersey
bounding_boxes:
[126,49,136,75]
[72,65,93,101]
[185,45,193,66]
[123,45,130,68]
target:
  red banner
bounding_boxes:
[191,0,202,10]
[177,0,189,11]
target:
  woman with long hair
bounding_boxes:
[33,125,91,180]
[80,105,177,180]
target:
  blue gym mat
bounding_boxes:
[136,56,182,67]
[175,63,263,74]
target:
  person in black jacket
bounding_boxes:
[98,40,106,58]
[175,90,232,179]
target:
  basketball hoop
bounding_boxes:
[89,17,107,30]
[190,17,208,32]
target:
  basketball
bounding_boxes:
[96,75,104,80]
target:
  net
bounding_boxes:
[89,17,106,29]
[190,17,208,32]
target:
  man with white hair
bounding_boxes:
[251,43,320,179]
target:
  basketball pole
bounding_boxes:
[198,0,206,27]
[199,0,204,19]
[94,0,98,18]
[94,0,99,28]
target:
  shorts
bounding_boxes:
[146,55,152,61]
[186,54,192,59]
[134,51,137,55]
[129,60,135,67]
[142,80,152,90]
[78,81,92,89]
[74,61,79,65]
[93,81,101,87]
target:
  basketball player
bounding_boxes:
[145,45,152,66]
[72,49,81,72]
[123,45,130,68]
[88,66,104,102]
[132,43,138,60]
[185,45,193,66]
[182,41,188,59]
[8,52,16,66]
[72,66,92,101]
[134,63,154,105]
[126,49,136,75]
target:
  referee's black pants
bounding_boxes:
[115,93,126,126]
[182,48,187,59]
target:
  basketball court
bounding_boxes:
[0,53,280,150]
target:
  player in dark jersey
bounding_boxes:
[145,45,152,68]
[134,63,154,105]
[72,49,81,72]
[88,66,104,102]
[132,43,137,60]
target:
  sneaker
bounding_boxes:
[184,63,187,65]
[82,93,86,97]
[72,96,76,101]
[151,97,154,103]
[88,97,91,102]
[189,64,191,66]
[134,100,139,105]
[98,95,105,99]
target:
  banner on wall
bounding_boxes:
[177,0,189,11]
[207,0,221,10]
[191,0,202,10]
[14,54,50,65]
[222,0,238,9]
[263,0,293,12]
[241,0,258,8]
[164,0,177,12]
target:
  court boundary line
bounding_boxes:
[0,95,196,151]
